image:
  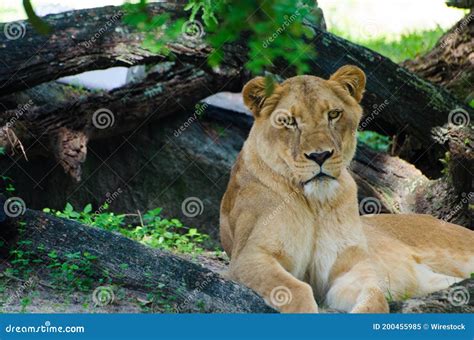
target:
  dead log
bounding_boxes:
[1,3,471,175]
[0,206,274,313]
[1,200,472,313]
[1,100,470,234]
[0,3,216,96]
[402,11,473,103]
[0,61,244,180]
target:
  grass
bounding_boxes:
[330,26,446,63]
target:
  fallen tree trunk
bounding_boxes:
[1,203,472,313]
[0,3,214,96]
[1,3,472,176]
[402,11,473,103]
[0,61,244,180]
[2,98,470,235]
[0,206,274,313]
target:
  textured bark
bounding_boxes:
[1,201,471,313]
[402,11,474,102]
[1,3,471,175]
[0,61,244,180]
[0,206,274,313]
[390,279,474,313]
[2,102,470,232]
[0,3,215,96]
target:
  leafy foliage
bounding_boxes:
[44,204,208,254]
[5,223,106,292]
[123,0,320,74]
[358,131,390,152]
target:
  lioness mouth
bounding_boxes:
[303,172,336,185]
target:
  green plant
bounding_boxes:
[46,250,99,291]
[358,130,390,152]
[44,204,209,254]
[439,151,451,176]
[123,0,318,75]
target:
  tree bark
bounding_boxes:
[1,201,472,313]
[0,205,274,313]
[0,3,215,96]
[0,61,244,180]
[402,11,474,103]
[1,3,472,176]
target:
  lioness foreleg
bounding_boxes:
[229,251,318,313]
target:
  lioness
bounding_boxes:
[220,65,474,313]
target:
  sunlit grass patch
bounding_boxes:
[330,27,445,63]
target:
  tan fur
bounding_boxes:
[220,65,474,313]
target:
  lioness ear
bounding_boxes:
[242,77,272,116]
[329,65,366,102]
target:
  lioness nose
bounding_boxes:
[305,150,334,166]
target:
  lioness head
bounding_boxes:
[242,65,365,198]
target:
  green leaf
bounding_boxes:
[83,204,92,214]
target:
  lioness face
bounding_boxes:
[243,65,366,197]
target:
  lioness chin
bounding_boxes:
[219,65,474,313]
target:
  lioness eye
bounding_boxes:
[328,109,342,120]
